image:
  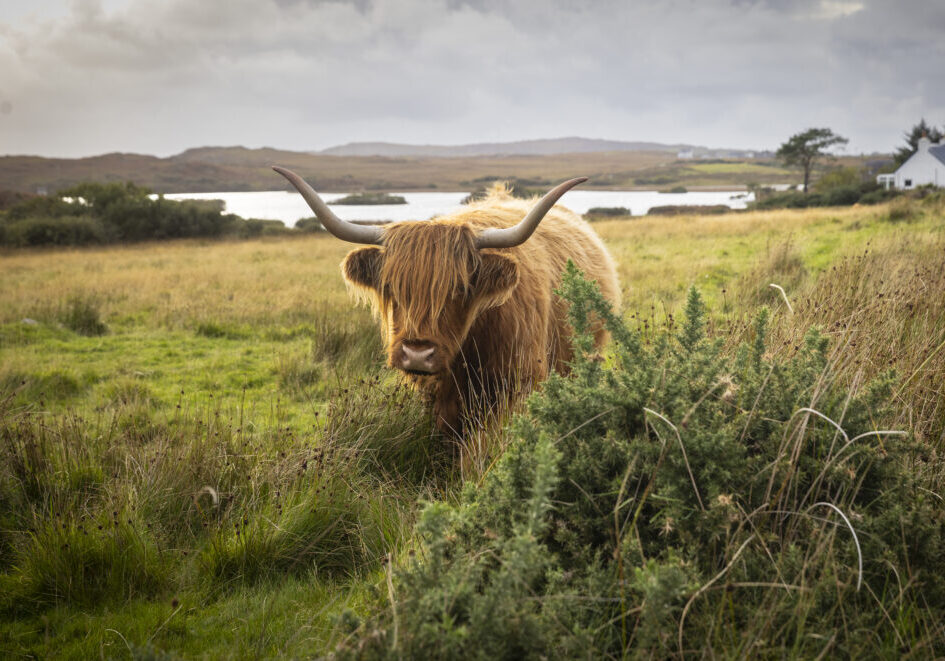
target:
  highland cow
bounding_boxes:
[274,167,620,435]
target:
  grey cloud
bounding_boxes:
[0,0,943,157]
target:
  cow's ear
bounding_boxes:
[342,247,384,291]
[474,253,519,307]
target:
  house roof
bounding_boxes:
[931,144,945,166]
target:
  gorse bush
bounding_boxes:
[336,264,945,658]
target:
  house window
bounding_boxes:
[904,179,913,188]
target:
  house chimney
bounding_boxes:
[918,135,931,151]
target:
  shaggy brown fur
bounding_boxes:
[342,184,620,435]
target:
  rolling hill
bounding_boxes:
[0,141,802,195]
[316,136,744,158]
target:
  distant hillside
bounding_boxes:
[0,147,677,194]
[318,136,760,158]
[0,152,243,195]
[0,144,818,195]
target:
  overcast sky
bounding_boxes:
[0,0,943,158]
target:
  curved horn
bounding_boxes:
[475,177,588,249]
[273,166,384,245]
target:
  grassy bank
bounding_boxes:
[1,197,944,657]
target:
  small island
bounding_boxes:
[329,192,407,205]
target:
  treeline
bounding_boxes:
[750,166,908,210]
[0,182,298,248]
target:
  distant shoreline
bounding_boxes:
[0,145,853,195]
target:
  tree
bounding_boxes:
[894,118,944,166]
[776,128,848,193]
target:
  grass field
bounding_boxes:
[1,196,944,658]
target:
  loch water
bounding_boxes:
[163,189,754,227]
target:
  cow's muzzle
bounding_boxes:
[397,341,438,374]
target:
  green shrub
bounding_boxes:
[238,218,292,238]
[857,188,899,205]
[813,166,862,193]
[751,191,819,209]
[820,183,863,205]
[0,182,274,246]
[295,217,323,233]
[336,265,945,659]
[1,215,108,246]
[751,179,896,210]
[3,193,88,221]
[331,193,407,205]
[634,175,676,186]
[583,206,631,219]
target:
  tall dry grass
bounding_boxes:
[0,236,354,329]
[765,236,945,445]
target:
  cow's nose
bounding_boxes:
[401,342,436,373]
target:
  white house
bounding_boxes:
[877,136,945,189]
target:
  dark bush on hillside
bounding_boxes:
[0,181,294,247]
[819,184,862,206]
[584,206,631,219]
[295,217,322,233]
[336,265,945,659]
[0,215,108,246]
[3,193,89,221]
[751,179,893,210]
[331,192,406,205]
[236,218,293,238]
[858,188,900,205]
[634,175,676,185]
[751,191,822,209]
[0,190,37,211]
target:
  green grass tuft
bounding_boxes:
[59,294,108,336]
[1,515,168,613]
